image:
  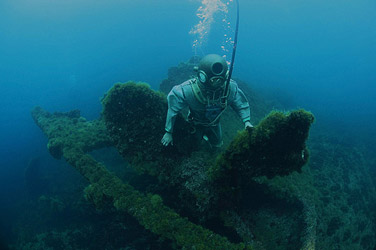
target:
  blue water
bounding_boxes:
[0,0,375,247]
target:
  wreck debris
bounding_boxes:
[31,106,251,250]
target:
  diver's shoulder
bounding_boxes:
[179,79,196,91]
[170,79,194,95]
[181,78,196,86]
[172,79,191,90]
[228,79,239,90]
[229,79,238,86]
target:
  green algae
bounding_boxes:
[210,109,314,182]
[31,107,112,159]
[101,82,196,176]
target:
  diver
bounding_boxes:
[161,54,253,148]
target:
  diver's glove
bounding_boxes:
[244,120,253,129]
[161,132,173,146]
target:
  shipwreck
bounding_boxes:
[32,59,316,249]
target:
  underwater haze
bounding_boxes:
[1,0,376,249]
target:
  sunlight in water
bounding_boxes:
[190,0,234,54]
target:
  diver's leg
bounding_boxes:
[205,123,223,148]
[192,124,205,147]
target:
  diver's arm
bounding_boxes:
[228,81,253,128]
[162,85,188,146]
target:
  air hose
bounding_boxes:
[221,0,240,108]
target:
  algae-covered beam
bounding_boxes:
[31,106,252,250]
[31,106,113,159]
[64,148,250,249]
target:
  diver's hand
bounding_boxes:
[161,132,173,146]
[244,121,253,129]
